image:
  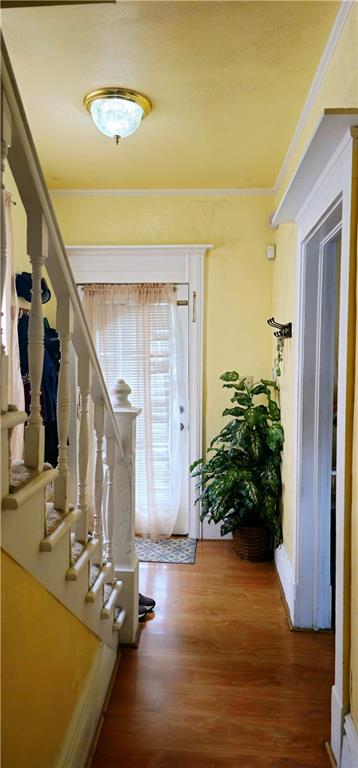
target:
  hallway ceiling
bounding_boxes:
[2,1,339,190]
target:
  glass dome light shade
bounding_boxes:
[90,97,143,139]
[84,88,152,141]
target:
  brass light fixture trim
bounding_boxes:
[83,87,152,118]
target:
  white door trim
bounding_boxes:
[293,135,354,765]
[67,244,212,539]
[341,715,358,768]
[295,203,342,630]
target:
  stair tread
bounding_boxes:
[9,460,53,495]
[104,583,112,603]
[71,540,86,565]
[46,504,65,537]
[89,563,101,589]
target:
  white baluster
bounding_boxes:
[76,356,91,543]
[93,399,105,565]
[1,97,12,414]
[104,434,116,564]
[24,214,48,471]
[54,296,73,511]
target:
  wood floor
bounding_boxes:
[92,541,334,768]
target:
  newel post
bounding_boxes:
[111,378,141,645]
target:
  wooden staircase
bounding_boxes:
[1,38,140,653]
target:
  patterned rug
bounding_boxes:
[135,537,197,564]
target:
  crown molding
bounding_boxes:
[274,0,354,194]
[50,187,274,198]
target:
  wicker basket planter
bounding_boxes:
[233,527,272,562]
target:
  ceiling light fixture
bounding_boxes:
[83,87,152,145]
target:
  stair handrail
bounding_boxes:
[0,36,123,457]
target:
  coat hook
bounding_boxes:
[267,317,292,338]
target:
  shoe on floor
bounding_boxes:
[139,604,148,621]
[139,592,156,611]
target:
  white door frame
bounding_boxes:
[66,244,212,539]
[294,133,354,764]
[295,201,342,631]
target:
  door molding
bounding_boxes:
[67,244,212,539]
[272,121,356,766]
[295,202,342,630]
[294,136,354,765]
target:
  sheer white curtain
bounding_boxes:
[2,191,24,458]
[82,283,181,538]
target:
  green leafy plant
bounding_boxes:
[191,372,283,544]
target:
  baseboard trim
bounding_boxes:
[85,652,121,768]
[55,642,117,768]
[331,684,345,766]
[274,543,296,624]
[341,715,358,768]
[325,741,338,768]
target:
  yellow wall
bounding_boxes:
[271,223,296,557]
[276,3,358,204]
[273,3,358,559]
[1,552,100,768]
[53,192,275,446]
[4,163,57,327]
[272,2,358,728]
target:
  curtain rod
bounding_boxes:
[77,282,189,305]
[76,282,187,286]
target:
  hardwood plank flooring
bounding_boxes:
[92,541,334,768]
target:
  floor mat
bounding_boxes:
[135,537,197,564]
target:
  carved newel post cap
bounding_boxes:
[112,378,132,407]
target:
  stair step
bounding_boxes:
[101,580,123,619]
[89,563,101,589]
[9,460,55,495]
[0,407,27,432]
[103,583,112,604]
[85,563,112,603]
[2,466,58,509]
[66,538,100,581]
[113,607,126,632]
[71,540,86,565]
[40,505,81,552]
[45,503,66,537]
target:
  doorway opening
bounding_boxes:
[68,243,210,541]
[297,197,342,631]
[82,281,189,540]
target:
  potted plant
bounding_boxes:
[191,372,283,561]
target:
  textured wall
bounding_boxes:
[271,2,358,731]
[272,4,358,559]
[1,552,100,768]
[53,192,275,448]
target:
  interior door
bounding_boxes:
[173,284,190,534]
